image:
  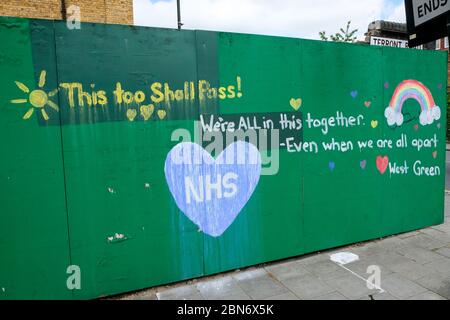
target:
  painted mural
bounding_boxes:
[0,17,447,299]
[164,141,261,237]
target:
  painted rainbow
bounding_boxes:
[384,80,440,126]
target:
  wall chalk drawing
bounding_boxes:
[11,70,60,121]
[0,16,447,299]
[164,141,261,237]
[384,80,440,126]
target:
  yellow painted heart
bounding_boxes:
[126,109,137,121]
[371,120,378,128]
[157,109,167,120]
[289,98,302,110]
[140,104,154,121]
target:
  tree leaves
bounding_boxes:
[319,21,358,43]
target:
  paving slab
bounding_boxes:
[324,273,379,300]
[295,252,331,266]
[218,292,252,300]
[381,273,428,299]
[407,291,446,300]
[395,245,445,264]
[434,246,450,259]
[423,257,450,277]
[420,228,450,243]
[384,258,435,281]
[281,274,335,300]
[402,233,447,250]
[156,284,204,300]
[133,295,158,300]
[302,260,350,281]
[344,257,393,279]
[119,292,158,300]
[371,292,399,300]
[398,231,421,239]
[263,292,299,300]
[370,252,417,272]
[233,269,289,299]
[196,276,250,300]
[264,259,311,282]
[433,223,450,234]
[358,292,398,300]
[370,236,407,252]
[415,272,450,299]
[311,291,348,300]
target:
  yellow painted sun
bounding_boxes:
[10,70,59,121]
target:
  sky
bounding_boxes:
[133,0,406,41]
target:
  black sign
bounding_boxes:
[405,0,450,47]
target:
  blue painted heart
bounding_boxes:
[384,82,389,89]
[360,160,367,169]
[164,141,262,237]
[350,90,358,98]
[329,161,335,171]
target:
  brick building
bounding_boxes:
[365,20,449,84]
[0,0,133,25]
[364,20,408,43]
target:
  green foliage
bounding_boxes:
[319,21,358,43]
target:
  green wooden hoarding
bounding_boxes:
[0,17,446,299]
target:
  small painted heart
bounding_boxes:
[290,98,302,110]
[140,104,154,120]
[360,160,367,169]
[413,124,419,131]
[376,155,389,175]
[438,83,443,90]
[364,101,371,108]
[371,120,378,128]
[384,82,389,89]
[350,90,358,98]
[329,161,335,171]
[157,109,167,119]
[126,109,137,121]
[432,151,437,158]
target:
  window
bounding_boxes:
[445,37,449,49]
[436,39,441,50]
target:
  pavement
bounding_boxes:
[115,195,450,300]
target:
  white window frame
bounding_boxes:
[436,39,441,50]
[445,37,449,49]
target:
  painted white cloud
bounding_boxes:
[419,106,441,125]
[133,0,406,40]
[384,107,404,126]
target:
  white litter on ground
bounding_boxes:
[329,252,359,265]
